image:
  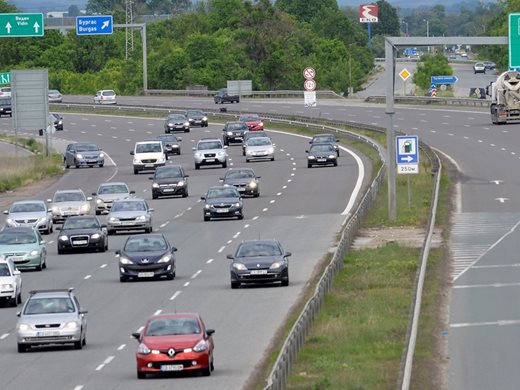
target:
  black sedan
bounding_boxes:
[228,239,291,288]
[185,109,208,127]
[201,186,243,221]
[306,143,338,168]
[64,142,104,168]
[57,215,108,254]
[51,113,63,131]
[222,121,248,146]
[164,113,190,133]
[310,133,339,156]
[155,134,182,156]
[116,233,177,282]
[220,168,260,197]
[150,165,189,199]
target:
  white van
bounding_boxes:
[130,141,166,174]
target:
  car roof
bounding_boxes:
[240,239,280,245]
[99,182,128,187]
[126,233,165,241]
[28,288,75,298]
[12,199,46,205]
[147,312,201,322]
[156,164,183,170]
[64,215,98,221]
[135,140,162,145]
[114,197,145,202]
[54,189,85,194]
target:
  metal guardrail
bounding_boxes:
[56,101,441,390]
[145,89,344,99]
[365,95,490,107]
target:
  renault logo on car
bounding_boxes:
[168,348,176,357]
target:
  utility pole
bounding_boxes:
[125,0,134,59]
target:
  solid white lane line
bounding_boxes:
[218,246,225,253]
[191,270,202,279]
[73,386,84,390]
[244,224,250,228]
[451,319,520,328]
[170,291,182,300]
[282,185,287,189]
[454,281,520,289]
[117,344,126,351]
[104,356,115,365]
[288,179,292,182]
[154,309,162,316]
[160,221,170,228]
[84,275,91,280]
[95,364,104,371]
[291,173,295,176]
[277,192,282,196]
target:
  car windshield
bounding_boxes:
[248,138,271,146]
[145,318,200,336]
[62,217,99,230]
[10,203,45,213]
[226,170,254,179]
[314,136,334,143]
[155,168,182,179]
[136,143,162,153]
[157,135,178,142]
[198,141,222,150]
[245,132,267,140]
[124,236,167,252]
[99,184,128,195]
[168,115,185,121]
[54,192,85,202]
[311,144,334,153]
[112,201,146,212]
[0,232,37,245]
[237,242,282,257]
[75,144,99,152]
[0,264,11,276]
[227,123,246,131]
[187,110,203,117]
[103,90,115,96]
[207,188,239,199]
[24,297,75,315]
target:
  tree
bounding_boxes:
[275,0,338,23]
[413,53,452,91]
[68,5,81,17]
[371,0,400,36]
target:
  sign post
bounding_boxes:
[396,135,419,209]
[303,67,317,107]
[0,13,44,37]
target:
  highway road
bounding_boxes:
[0,113,370,390]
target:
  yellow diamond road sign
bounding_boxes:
[399,69,411,81]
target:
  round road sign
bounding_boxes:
[303,67,316,80]
[304,79,316,91]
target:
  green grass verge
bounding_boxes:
[0,134,63,192]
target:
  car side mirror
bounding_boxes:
[148,177,153,180]
[226,254,234,260]
[87,197,93,201]
[256,176,261,179]
[284,252,292,257]
[40,240,46,245]
[130,151,134,155]
[149,208,154,213]
[91,192,96,196]
[184,174,189,178]
[115,250,120,256]
[177,137,182,141]
[13,270,21,275]
[172,247,177,252]
[101,224,107,228]
[223,145,228,149]
[47,199,52,203]
[16,311,21,317]
[305,150,309,153]
[192,147,196,151]
[79,309,88,315]
[3,210,7,215]
[130,190,136,195]
[200,196,206,200]
[206,329,215,336]
[132,332,141,341]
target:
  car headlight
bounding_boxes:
[195,152,203,158]
[58,235,69,241]
[168,122,174,126]
[177,181,185,187]
[96,198,103,204]
[157,157,166,163]
[258,121,264,127]
[233,202,241,207]
[270,261,283,270]
[193,339,209,352]
[29,250,39,256]
[99,152,105,158]
[108,216,118,222]
[308,156,316,160]
[152,183,160,188]
[217,151,226,156]
[1,283,13,290]
[202,116,207,121]
[65,321,79,329]
[91,233,101,239]
[136,215,147,221]
[52,206,59,212]
[246,150,253,155]
[6,218,16,225]
[227,131,233,136]
[119,257,133,265]
[133,158,140,164]
[184,121,190,127]
[37,217,47,223]
[248,181,257,188]
[137,343,151,355]
[17,323,30,331]
[76,153,84,160]
[80,204,90,212]
[328,154,336,159]
[204,204,211,210]
[267,147,274,154]
[158,255,171,263]
[232,263,247,271]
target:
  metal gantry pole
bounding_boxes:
[385,38,397,221]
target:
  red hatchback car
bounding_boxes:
[239,113,264,131]
[132,313,215,378]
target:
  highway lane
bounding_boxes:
[0,114,369,389]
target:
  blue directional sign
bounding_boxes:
[396,135,419,164]
[431,75,458,85]
[76,15,113,36]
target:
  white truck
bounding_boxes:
[487,70,520,124]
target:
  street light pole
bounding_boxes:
[402,20,408,37]
[424,19,430,52]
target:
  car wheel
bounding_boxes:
[177,149,181,155]
[35,261,43,271]
[334,161,338,167]
[307,163,312,168]
[45,225,52,235]
[182,190,188,198]
[222,161,227,168]
[17,290,22,304]
[58,246,65,255]
[74,339,83,350]
[49,224,53,234]
[75,160,80,169]
[195,163,200,170]
[99,164,104,168]
[64,160,70,169]
[100,243,106,253]
[146,226,152,233]
[184,128,190,133]
[231,281,239,289]
[152,193,158,200]
[282,278,289,287]
[238,215,244,220]
[133,168,139,175]
[271,157,275,161]
[254,193,260,198]
[17,344,27,353]
[137,371,146,379]
[201,365,211,376]
[204,216,210,222]
[82,335,86,346]
[9,296,17,307]
[246,158,250,163]
[166,271,174,280]
[120,276,128,283]
[42,258,47,269]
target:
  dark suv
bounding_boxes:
[0,97,12,117]
[223,121,248,145]
[150,165,189,199]
[214,89,239,104]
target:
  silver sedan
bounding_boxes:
[4,200,53,234]
[106,198,154,235]
[245,137,275,162]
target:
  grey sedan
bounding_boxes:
[64,142,105,168]
[4,200,53,234]
[107,198,153,235]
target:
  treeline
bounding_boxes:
[0,0,375,96]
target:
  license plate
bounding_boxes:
[88,160,97,163]
[205,159,215,162]
[145,164,154,168]
[163,188,174,192]
[122,221,136,225]
[250,270,268,275]
[161,364,183,372]
[317,158,326,162]
[8,256,23,261]
[238,188,246,192]
[74,240,88,245]
[137,272,155,278]
[36,331,60,337]
[216,209,229,213]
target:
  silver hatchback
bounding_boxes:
[4,200,53,234]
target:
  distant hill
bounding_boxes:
[6,0,87,13]
[339,0,497,11]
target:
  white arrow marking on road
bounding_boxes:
[491,180,503,185]
[495,198,509,203]
[5,22,11,33]
[33,22,40,33]
[101,21,110,30]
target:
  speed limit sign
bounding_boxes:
[304,79,316,91]
[303,67,316,80]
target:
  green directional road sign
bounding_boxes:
[0,13,44,37]
[0,72,10,84]
[509,13,520,69]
